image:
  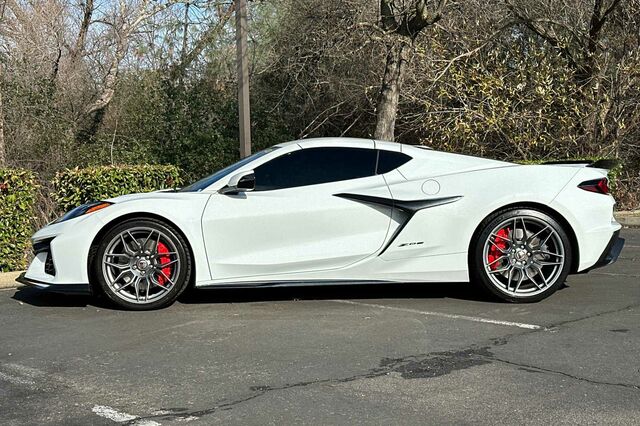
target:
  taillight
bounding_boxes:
[578,178,609,195]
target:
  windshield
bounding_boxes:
[179,147,279,192]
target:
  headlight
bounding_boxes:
[54,201,113,224]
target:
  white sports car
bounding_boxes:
[19,138,624,310]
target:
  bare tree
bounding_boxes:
[506,0,623,88]
[374,0,447,141]
[167,1,235,83]
[77,0,187,142]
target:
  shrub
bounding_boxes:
[53,164,183,212]
[0,169,39,272]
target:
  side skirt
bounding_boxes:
[196,279,399,290]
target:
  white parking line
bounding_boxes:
[331,299,545,330]
[92,406,137,422]
[92,405,160,425]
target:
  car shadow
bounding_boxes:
[11,286,105,308]
[13,281,568,309]
[178,281,497,305]
[11,281,499,309]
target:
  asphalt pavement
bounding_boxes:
[1,229,639,425]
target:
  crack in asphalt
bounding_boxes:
[545,302,640,330]
[489,356,640,391]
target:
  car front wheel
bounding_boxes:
[92,218,192,310]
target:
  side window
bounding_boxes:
[254,147,377,191]
[376,150,412,174]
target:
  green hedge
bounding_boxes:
[0,169,39,272]
[53,164,183,212]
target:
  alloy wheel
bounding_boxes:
[482,216,565,297]
[101,227,181,304]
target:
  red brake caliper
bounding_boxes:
[157,242,172,285]
[488,228,510,270]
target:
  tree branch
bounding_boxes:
[70,0,94,63]
[168,0,235,81]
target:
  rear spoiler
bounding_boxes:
[542,159,620,170]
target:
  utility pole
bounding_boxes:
[235,0,251,158]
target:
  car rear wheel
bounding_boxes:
[471,208,572,303]
[92,218,192,310]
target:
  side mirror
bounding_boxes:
[219,170,255,195]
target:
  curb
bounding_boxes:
[615,212,640,228]
[0,271,24,290]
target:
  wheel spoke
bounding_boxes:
[487,255,506,267]
[153,251,178,259]
[491,232,510,243]
[106,253,130,259]
[538,231,554,249]
[525,269,542,290]
[145,277,150,302]
[104,261,128,269]
[533,264,549,287]
[489,235,509,254]
[152,280,170,292]
[520,217,528,238]
[127,231,141,250]
[513,272,525,292]
[120,234,134,255]
[489,266,511,274]
[536,260,563,266]
[158,258,179,268]
[116,280,133,293]
[506,267,514,291]
[511,218,518,243]
[536,250,564,258]
[142,230,155,251]
[527,225,549,244]
[133,277,141,302]
[154,232,162,254]
[157,269,175,287]
[112,270,130,283]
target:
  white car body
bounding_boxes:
[21,137,622,295]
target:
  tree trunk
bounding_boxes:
[76,40,127,143]
[0,63,5,166]
[70,0,94,64]
[374,39,411,141]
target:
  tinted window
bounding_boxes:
[376,150,412,174]
[180,147,278,192]
[254,147,377,191]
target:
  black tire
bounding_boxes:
[91,218,192,310]
[470,208,572,303]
